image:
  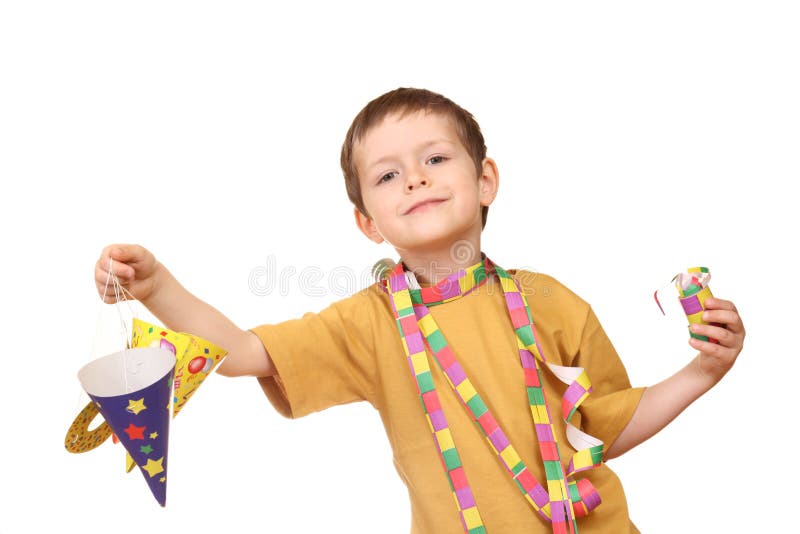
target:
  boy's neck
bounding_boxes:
[400,244,483,286]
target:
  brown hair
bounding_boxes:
[340,87,489,228]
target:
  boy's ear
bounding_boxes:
[354,208,385,244]
[479,157,500,207]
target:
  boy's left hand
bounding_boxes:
[688,297,745,381]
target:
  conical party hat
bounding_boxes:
[122,320,226,473]
[78,347,175,506]
[131,319,227,417]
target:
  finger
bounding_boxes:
[702,309,744,333]
[95,259,134,283]
[95,275,135,296]
[100,293,123,304]
[99,244,123,266]
[99,293,136,304]
[100,244,141,273]
[690,323,734,346]
[703,297,737,313]
[109,244,147,265]
[688,335,735,360]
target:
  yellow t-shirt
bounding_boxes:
[252,270,644,533]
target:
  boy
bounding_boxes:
[95,88,745,533]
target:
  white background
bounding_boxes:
[1,2,797,532]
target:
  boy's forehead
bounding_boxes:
[354,110,460,169]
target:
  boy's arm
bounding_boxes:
[604,297,745,459]
[96,245,275,378]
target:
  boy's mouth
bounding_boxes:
[403,198,448,215]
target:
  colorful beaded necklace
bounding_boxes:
[383,257,605,534]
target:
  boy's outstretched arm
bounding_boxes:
[95,244,275,378]
[604,297,745,460]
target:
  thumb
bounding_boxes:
[105,244,146,280]
[109,244,143,263]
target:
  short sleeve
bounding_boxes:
[250,289,380,419]
[572,307,645,451]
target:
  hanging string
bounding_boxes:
[109,270,136,349]
[75,259,117,417]
[110,261,139,393]
[69,258,143,445]
[88,258,139,397]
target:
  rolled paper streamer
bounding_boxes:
[569,478,601,518]
[674,267,720,344]
[77,347,175,506]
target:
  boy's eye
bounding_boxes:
[378,171,397,184]
[428,155,447,165]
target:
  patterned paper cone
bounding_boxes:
[132,319,227,417]
[172,334,227,416]
[122,320,227,473]
[78,347,175,506]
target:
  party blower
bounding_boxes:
[655,266,721,344]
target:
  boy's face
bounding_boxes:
[353,111,498,258]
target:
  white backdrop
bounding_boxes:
[1,2,797,532]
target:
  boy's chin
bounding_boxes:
[391,236,475,258]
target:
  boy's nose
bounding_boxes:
[405,171,429,192]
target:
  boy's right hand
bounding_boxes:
[95,245,160,303]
